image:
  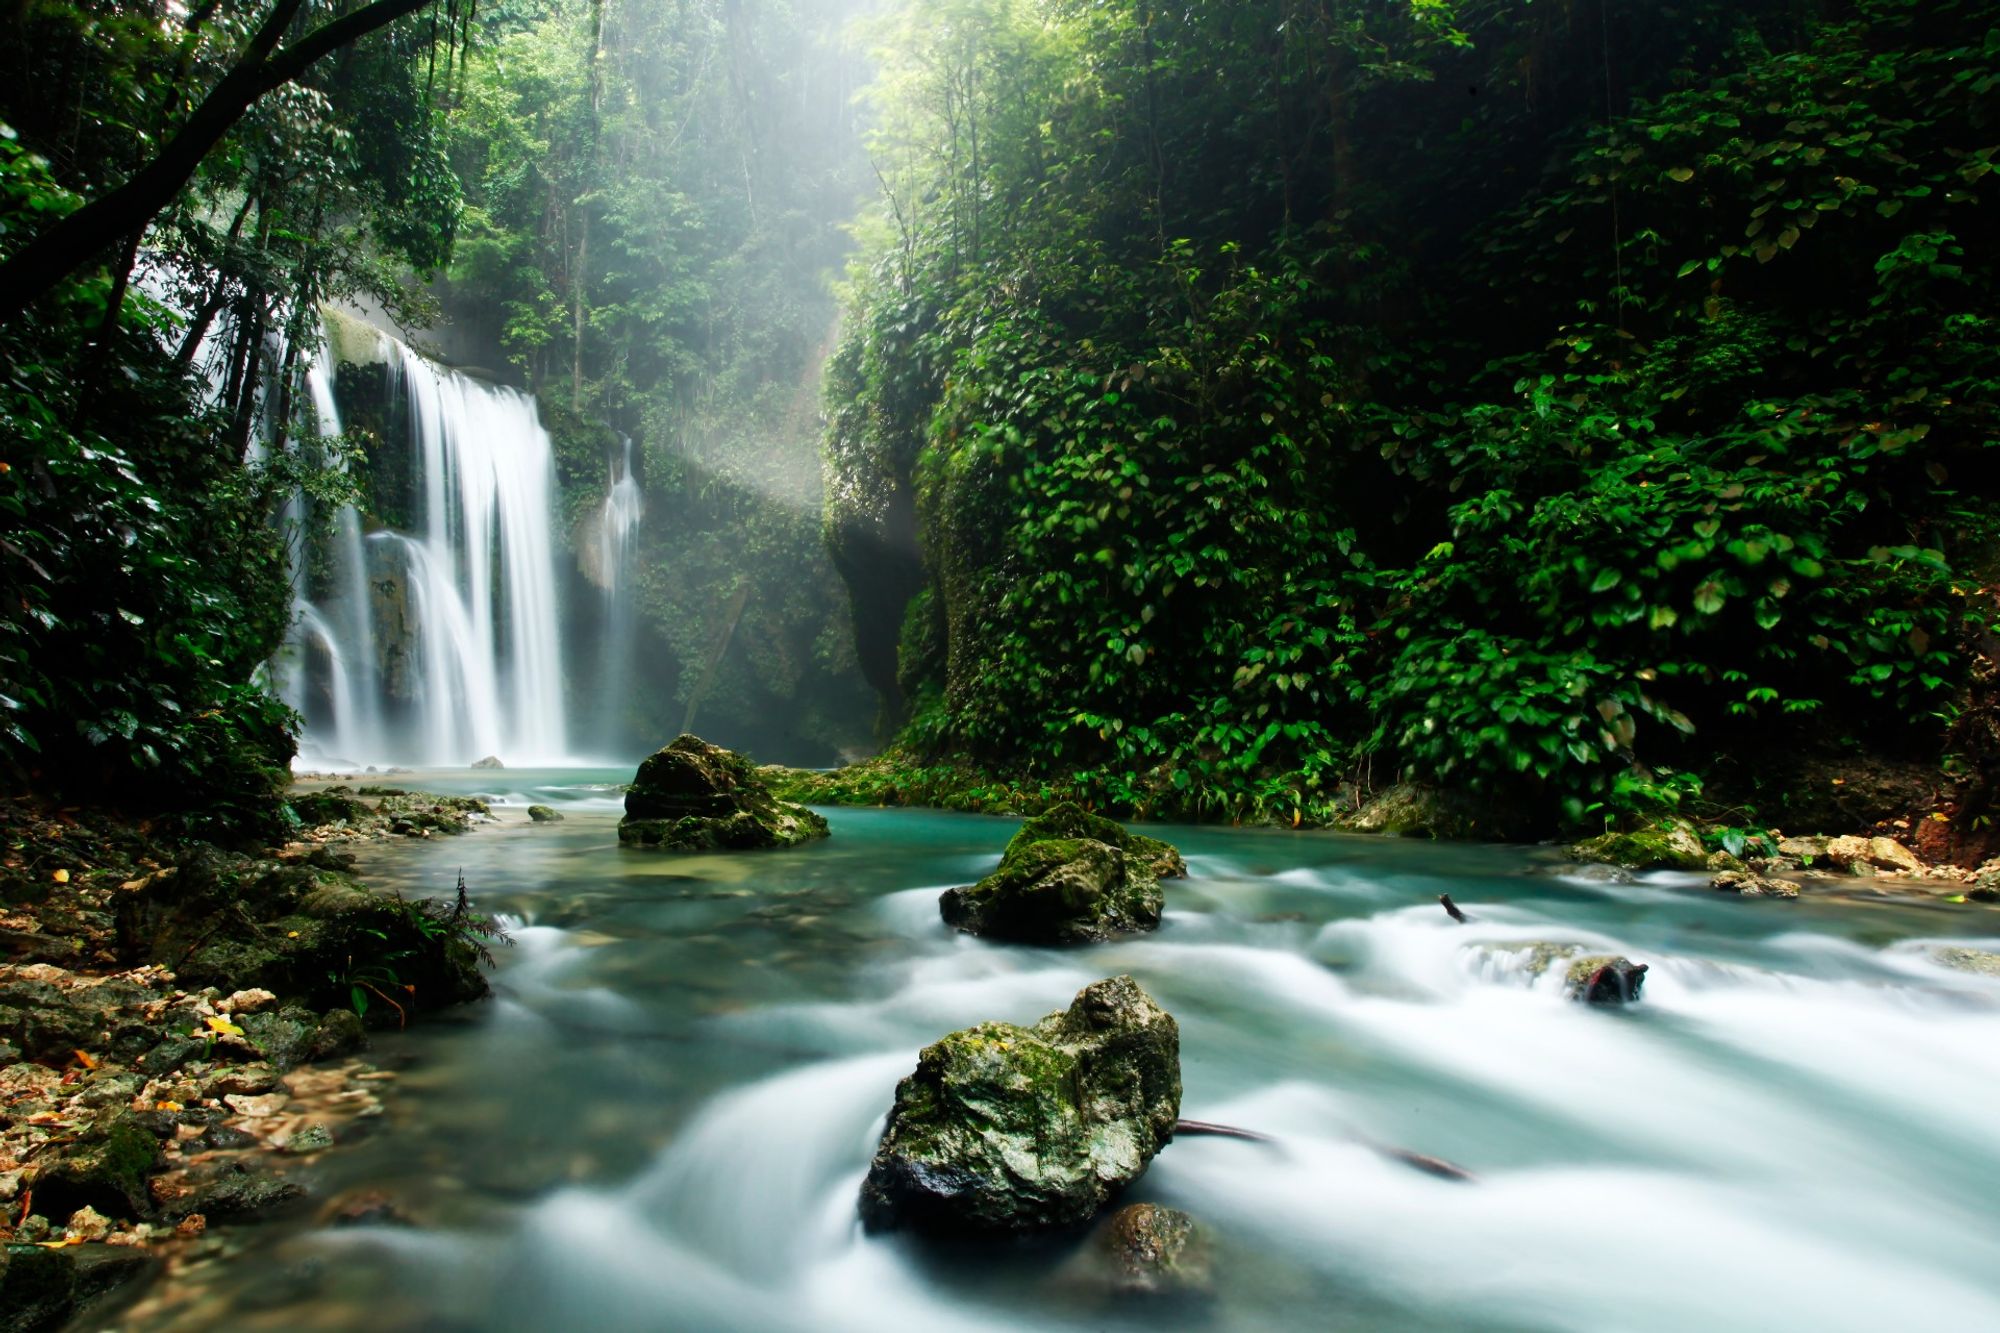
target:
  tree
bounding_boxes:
[0,0,450,321]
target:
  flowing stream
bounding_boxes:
[108,789,2000,1331]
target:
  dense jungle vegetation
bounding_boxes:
[826,0,2000,845]
[1,0,1996,844]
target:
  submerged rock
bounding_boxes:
[1090,1203,1214,1298]
[618,735,830,852]
[1565,955,1649,1004]
[939,805,1180,944]
[526,804,564,823]
[859,976,1181,1234]
[1570,818,1707,872]
[1932,947,2000,978]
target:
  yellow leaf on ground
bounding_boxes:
[52,869,69,883]
[205,1015,245,1037]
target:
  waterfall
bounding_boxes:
[593,436,645,753]
[599,436,645,598]
[283,318,574,769]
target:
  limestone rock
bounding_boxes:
[526,804,564,823]
[1565,955,1648,1004]
[1570,818,1707,872]
[859,976,1181,1234]
[470,755,505,770]
[618,735,830,852]
[1711,870,1800,899]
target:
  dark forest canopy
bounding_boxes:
[2,0,1997,845]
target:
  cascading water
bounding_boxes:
[282,317,573,768]
[591,436,645,752]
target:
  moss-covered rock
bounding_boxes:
[938,805,1182,945]
[526,804,564,823]
[1570,817,1707,872]
[618,735,830,852]
[859,976,1181,1234]
[1000,803,1186,880]
[114,848,489,1024]
[940,839,1163,945]
[27,1112,161,1220]
[1565,955,1649,1004]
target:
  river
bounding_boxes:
[102,771,2000,1331]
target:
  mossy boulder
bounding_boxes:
[1565,955,1649,1004]
[941,839,1163,945]
[1570,817,1707,872]
[940,805,1182,945]
[1001,803,1186,880]
[859,976,1181,1234]
[526,804,564,823]
[618,735,830,852]
[288,787,372,828]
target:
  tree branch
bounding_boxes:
[0,0,439,322]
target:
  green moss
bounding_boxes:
[1570,818,1708,872]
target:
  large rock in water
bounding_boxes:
[859,976,1181,1234]
[618,735,829,852]
[939,804,1181,944]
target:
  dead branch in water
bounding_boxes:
[1439,893,1469,923]
[1175,1118,1477,1183]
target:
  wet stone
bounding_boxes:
[1565,955,1649,1005]
[859,976,1181,1234]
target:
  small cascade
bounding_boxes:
[592,437,645,752]
[599,436,646,598]
[282,317,575,768]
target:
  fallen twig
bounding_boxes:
[1176,1117,1477,1183]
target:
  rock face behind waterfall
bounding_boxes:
[939,803,1182,944]
[618,735,829,852]
[859,976,1181,1234]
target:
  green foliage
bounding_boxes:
[825,0,2000,829]
[0,314,295,836]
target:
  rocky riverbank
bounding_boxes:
[0,788,505,1331]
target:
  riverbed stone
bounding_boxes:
[1711,870,1800,899]
[1565,955,1649,1004]
[27,1112,161,1220]
[1569,818,1707,872]
[618,735,830,852]
[1089,1203,1213,1298]
[859,975,1181,1234]
[526,805,564,823]
[1932,947,2000,978]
